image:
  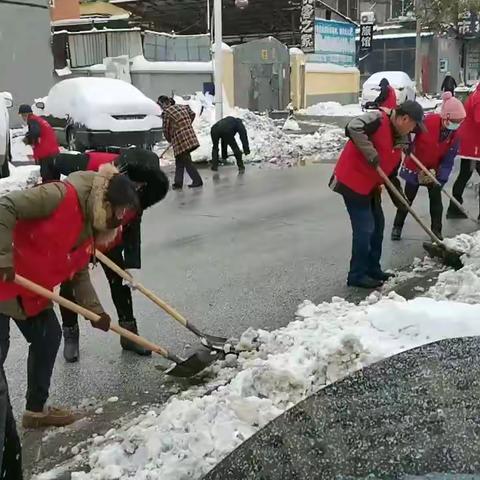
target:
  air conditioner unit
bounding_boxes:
[360,11,375,24]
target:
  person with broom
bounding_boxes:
[57,148,169,362]
[391,92,466,241]
[329,100,425,289]
[446,83,480,219]
[157,95,203,190]
[0,165,141,460]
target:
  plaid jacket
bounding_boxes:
[162,104,200,156]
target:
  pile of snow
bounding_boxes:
[298,101,362,117]
[10,128,33,165]
[428,231,480,304]
[0,164,39,195]
[282,117,301,131]
[36,229,480,480]
[43,78,162,132]
[292,123,345,159]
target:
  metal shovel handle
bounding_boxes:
[408,153,479,225]
[14,274,180,362]
[377,166,443,244]
[94,250,189,329]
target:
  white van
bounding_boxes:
[0,92,12,178]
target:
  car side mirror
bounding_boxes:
[35,101,45,110]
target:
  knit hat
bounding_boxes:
[440,91,466,120]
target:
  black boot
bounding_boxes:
[119,320,151,356]
[391,226,402,241]
[446,203,468,219]
[63,324,79,363]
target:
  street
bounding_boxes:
[12,161,479,477]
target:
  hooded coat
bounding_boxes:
[0,164,122,319]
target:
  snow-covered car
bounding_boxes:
[0,92,12,178]
[361,71,416,108]
[35,78,163,151]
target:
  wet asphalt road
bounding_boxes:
[7,161,479,476]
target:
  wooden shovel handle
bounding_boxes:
[377,166,443,244]
[14,274,171,359]
[95,250,188,328]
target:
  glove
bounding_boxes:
[368,156,379,168]
[91,313,111,332]
[244,148,250,156]
[0,266,15,283]
[418,169,436,186]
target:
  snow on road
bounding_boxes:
[35,229,480,480]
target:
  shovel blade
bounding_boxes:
[165,347,223,378]
[200,333,231,351]
[423,242,464,270]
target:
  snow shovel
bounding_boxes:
[408,153,479,225]
[158,144,172,159]
[377,167,465,270]
[14,274,221,378]
[94,250,230,352]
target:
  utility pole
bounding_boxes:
[414,0,422,94]
[214,0,223,122]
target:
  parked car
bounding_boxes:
[361,71,416,108]
[35,78,163,151]
[0,92,12,178]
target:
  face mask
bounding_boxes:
[446,121,461,131]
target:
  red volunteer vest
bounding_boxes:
[380,86,397,110]
[404,114,455,172]
[334,112,402,195]
[0,182,93,316]
[30,114,60,161]
[86,152,119,172]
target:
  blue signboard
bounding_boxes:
[314,18,356,66]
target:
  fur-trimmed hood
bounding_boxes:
[66,164,122,248]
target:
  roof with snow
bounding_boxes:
[109,0,305,45]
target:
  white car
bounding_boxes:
[361,71,416,108]
[0,92,12,178]
[35,78,163,151]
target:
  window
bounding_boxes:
[143,32,211,62]
[335,0,359,20]
[391,0,414,19]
